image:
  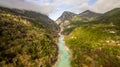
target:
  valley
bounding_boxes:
[0,5,120,67]
[55,33,70,67]
[57,8,120,67]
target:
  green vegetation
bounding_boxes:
[57,10,102,35]
[62,18,88,35]
[64,8,120,67]
[0,7,58,67]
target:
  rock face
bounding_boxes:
[56,10,102,32]
[56,11,77,22]
[56,11,77,31]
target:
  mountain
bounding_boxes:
[79,10,102,19]
[56,10,103,34]
[8,7,59,35]
[56,11,77,24]
[103,8,120,17]
[0,6,59,67]
[64,8,120,67]
[56,10,102,25]
[56,11,77,32]
[99,8,120,25]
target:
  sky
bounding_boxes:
[0,0,120,20]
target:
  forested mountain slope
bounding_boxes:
[0,6,59,67]
[64,8,120,67]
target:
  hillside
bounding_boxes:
[56,11,77,25]
[56,11,77,32]
[99,8,120,25]
[64,8,120,67]
[0,6,59,67]
[57,10,102,34]
[79,10,102,18]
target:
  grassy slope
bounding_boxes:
[65,8,120,67]
[0,7,58,67]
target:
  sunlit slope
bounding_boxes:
[65,8,120,67]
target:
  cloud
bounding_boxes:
[54,0,86,5]
[75,3,90,12]
[0,0,56,15]
[91,0,120,13]
[75,0,120,13]
[0,0,119,20]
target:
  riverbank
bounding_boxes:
[53,33,71,67]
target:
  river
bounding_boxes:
[55,33,71,67]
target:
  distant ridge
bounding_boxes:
[79,10,103,18]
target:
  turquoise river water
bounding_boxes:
[55,33,71,67]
